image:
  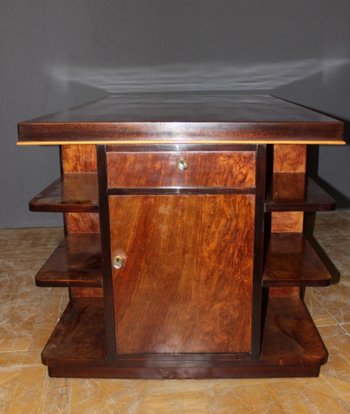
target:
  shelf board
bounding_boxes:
[41,295,327,378]
[262,233,331,287]
[260,295,327,364]
[265,175,335,212]
[42,298,106,364]
[35,233,102,288]
[29,173,99,212]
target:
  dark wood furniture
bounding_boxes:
[17,92,344,378]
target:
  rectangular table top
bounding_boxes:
[17,92,344,145]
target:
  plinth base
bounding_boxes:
[42,296,328,379]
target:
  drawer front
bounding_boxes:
[107,151,256,189]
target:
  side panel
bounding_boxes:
[60,144,99,233]
[271,144,306,233]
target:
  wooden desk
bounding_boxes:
[17,93,344,378]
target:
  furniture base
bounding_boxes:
[48,364,321,379]
[42,296,328,379]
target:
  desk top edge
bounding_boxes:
[17,93,345,144]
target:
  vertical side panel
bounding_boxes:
[61,145,97,172]
[97,145,116,358]
[271,144,307,233]
[65,213,100,233]
[273,144,307,173]
[271,212,304,233]
[60,145,98,233]
[270,144,307,299]
[69,287,103,297]
[251,145,266,357]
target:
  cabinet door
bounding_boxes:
[109,194,255,354]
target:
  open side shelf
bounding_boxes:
[35,233,102,287]
[265,175,335,212]
[41,295,327,378]
[262,233,331,287]
[29,173,99,212]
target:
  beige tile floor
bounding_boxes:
[0,212,350,413]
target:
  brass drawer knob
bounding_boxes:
[176,158,188,171]
[112,255,124,270]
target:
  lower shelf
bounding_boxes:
[41,296,328,379]
[35,233,102,287]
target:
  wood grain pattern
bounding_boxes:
[273,145,307,172]
[271,212,304,233]
[29,173,98,213]
[107,151,256,189]
[262,233,331,287]
[41,295,327,378]
[61,145,97,172]
[17,93,344,144]
[65,212,100,233]
[35,234,102,287]
[109,194,255,354]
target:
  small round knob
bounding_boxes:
[112,255,124,270]
[176,158,188,171]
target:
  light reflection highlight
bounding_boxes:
[51,59,348,92]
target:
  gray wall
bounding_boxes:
[1,0,349,228]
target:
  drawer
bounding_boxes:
[107,151,256,189]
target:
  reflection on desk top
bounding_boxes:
[17,92,345,145]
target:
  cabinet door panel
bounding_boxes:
[109,194,255,354]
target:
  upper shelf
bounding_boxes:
[17,93,344,145]
[29,173,99,213]
[265,175,335,212]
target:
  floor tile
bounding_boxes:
[315,236,350,277]
[313,212,350,238]
[313,279,350,324]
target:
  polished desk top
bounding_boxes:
[17,93,344,145]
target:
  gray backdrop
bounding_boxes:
[1,0,349,228]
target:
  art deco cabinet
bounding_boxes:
[17,93,344,378]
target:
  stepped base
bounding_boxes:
[42,296,328,379]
